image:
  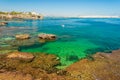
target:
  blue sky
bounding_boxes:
[0,0,120,16]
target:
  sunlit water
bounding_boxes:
[1,18,120,68]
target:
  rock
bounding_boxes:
[94,49,120,62]
[38,33,56,40]
[0,70,33,80]
[66,50,120,80]
[7,52,34,61]
[0,22,8,26]
[6,38,38,47]
[15,34,30,40]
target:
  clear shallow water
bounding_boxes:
[1,18,120,68]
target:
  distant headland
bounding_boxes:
[0,11,43,20]
[78,15,120,18]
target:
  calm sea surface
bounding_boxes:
[1,18,120,68]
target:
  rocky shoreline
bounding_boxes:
[0,49,120,80]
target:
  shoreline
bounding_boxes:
[0,49,120,80]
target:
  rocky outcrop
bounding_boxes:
[66,49,120,80]
[0,22,8,26]
[38,33,57,43]
[15,34,30,40]
[38,33,56,42]
[7,52,34,61]
[94,49,120,62]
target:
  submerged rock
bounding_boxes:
[15,34,30,40]
[0,22,8,26]
[5,38,38,47]
[7,51,34,61]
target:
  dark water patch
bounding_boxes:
[66,55,79,62]
[19,43,46,51]
[89,38,120,52]
[85,55,94,61]
[84,48,113,55]
[58,38,77,42]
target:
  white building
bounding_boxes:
[31,12,39,15]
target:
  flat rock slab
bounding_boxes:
[7,52,34,61]
[15,34,30,40]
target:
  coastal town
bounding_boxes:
[0,11,43,26]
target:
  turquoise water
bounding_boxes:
[1,18,120,68]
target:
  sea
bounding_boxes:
[1,17,120,68]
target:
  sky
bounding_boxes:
[0,0,120,17]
